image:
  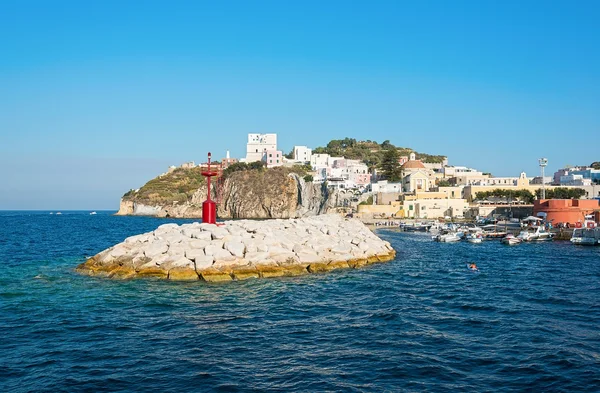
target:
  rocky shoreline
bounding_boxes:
[76,215,396,282]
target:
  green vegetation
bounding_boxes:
[284,148,294,160]
[591,162,600,170]
[535,188,586,199]
[475,189,535,204]
[303,174,314,182]
[123,167,205,204]
[379,149,403,182]
[312,138,446,167]
[222,161,265,179]
[437,179,451,187]
[475,187,588,203]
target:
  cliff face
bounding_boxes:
[117,167,348,219]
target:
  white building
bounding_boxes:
[371,180,403,193]
[560,174,592,186]
[293,146,312,163]
[246,133,277,162]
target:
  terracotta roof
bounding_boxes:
[401,160,426,169]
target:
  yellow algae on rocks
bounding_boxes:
[199,268,233,283]
[231,267,260,281]
[281,265,309,277]
[347,258,369,269]
[107,266,137,279]
[136,267,168,279]
[307,262,332,274]
[256,265,286,278]
[168,268,199,281]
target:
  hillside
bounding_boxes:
[310,138,446,168]
[123,167,206,205]
[117,166,350,219]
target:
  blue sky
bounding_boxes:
[1,0,598,209]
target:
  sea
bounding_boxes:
[1,210,599,392]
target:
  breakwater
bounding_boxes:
[77,215,395,281]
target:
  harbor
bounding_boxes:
[364,217,598,245]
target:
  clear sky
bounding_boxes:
[1,0,598,209]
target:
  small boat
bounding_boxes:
[517,226,554,242]
[90,211,97,215]
[466,233,484,244]
[400,221,432,232]
[55,212,62,215]
[501,234,522,245]
[481,224,507,239]
[467,263,479,272]
[570,217,599,246]
[433,232,461,242]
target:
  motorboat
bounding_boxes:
[481,224,507,240]
[90,211,97,215]
[433,231,462,242]
[570,218,599,245]
[466,232,484,244]
[501,234,522,245]
[517,226,554,242]
[400,221,432,232]
[570,228,599,246]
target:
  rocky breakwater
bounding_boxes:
[76,215,396,282]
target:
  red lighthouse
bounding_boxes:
[201,152,218,224]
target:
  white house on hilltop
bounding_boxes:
[293,146,312,163]
[245,133,277,162]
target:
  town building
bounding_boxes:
[264,150,283,168]
[400,153,436,192]
[560,174,592,186]
[221,151,239,169]
[245,133,277,162]
[399,191,470,219]
[293,146,312,163]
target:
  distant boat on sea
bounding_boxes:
[55,212,62,215]
[90,211,97,215]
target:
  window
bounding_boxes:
[269,154,272,157]
[255,149,258,153]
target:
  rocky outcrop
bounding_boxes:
[77,215,396,282]
[117,168,355,219]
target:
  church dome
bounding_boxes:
[401,160,426,169]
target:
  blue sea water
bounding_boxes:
[1,211,599,392]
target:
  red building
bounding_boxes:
[533,199,600,225]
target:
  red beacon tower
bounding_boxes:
[201,152,218,224]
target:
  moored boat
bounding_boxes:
[466,233,484,244]
[570,218,599,245]
[501,234,522,245]
[517,226,554,242]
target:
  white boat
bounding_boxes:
[90,211,97,215]
[570,218,599,246]
[501,234,522,245]
[466,233,484,244]
[570,229,598,246]
[433,232,462,242]
[55,212,62,215]
[517,226,554,242]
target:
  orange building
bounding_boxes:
[533,199,600,225]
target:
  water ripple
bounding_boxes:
[0,213,599,392]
